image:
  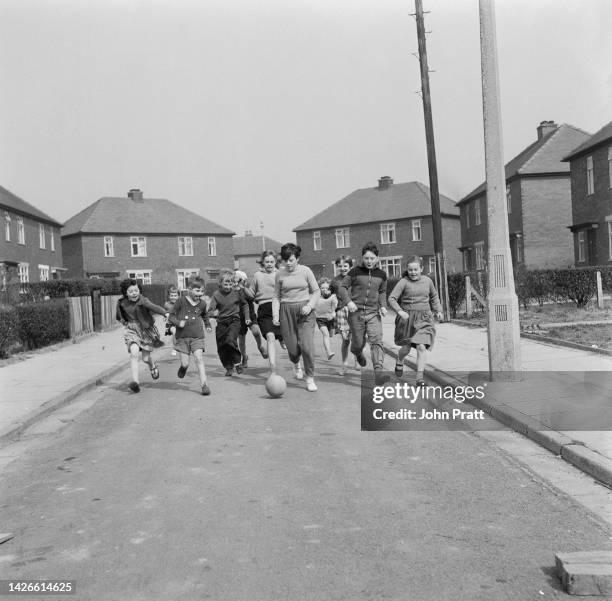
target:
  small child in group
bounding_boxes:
[164,285,180,356]
[168,277,213,395]
[337,242,389,385]
[330,255,354,374]
[314,277,338,360]
[387,255,443,386]
[115,278,169,393]
[208,269,251,376]
[233,270,268,368]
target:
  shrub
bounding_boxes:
[447,273,465,318]
[16,299,70,350]
[551,268,597,308]
[0,305,19,358]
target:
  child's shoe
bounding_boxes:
[327,352,335,361]
[306,377,318,392]
[201,383,211,396]
[177,365,187,379]
[293,363,304,380]
[355,353,367,367]
[235,363,244,374]
[240,355,249,369]
[225,367,233,376]
[129,381,140,393]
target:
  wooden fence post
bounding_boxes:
[596,270,603,309]
[465,275,473,318]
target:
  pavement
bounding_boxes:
[1,313,611,488]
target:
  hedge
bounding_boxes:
[0,305,19,358]
[16,299,70,350]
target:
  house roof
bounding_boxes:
[458,124,592,205]
[293,181,458,232]
[233,235,283,256]
[62,195,235,237]
[562,120,612,161]
[0,185,62,226]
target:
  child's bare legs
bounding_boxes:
[193,348,207,386]
[398,344,411,362]
[129,343,140,384]
[319,325,334,360]
[238,333,247,362]
[250,324,267,357]
[415,343,427,382]
[266,332,277,373]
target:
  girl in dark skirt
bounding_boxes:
[209,269,250,376]
[387,255,443,386]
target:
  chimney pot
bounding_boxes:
[378,176,393,191]
[536,121,557,140]
[128,189,144,202]
[245,230,252,236]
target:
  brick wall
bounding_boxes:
[61,236,84,278]
[296,216,461,277]
[0,212,63,281]
[522,177,574,268]
[62,233,234,285]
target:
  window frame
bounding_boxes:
[577,230,586,262]
[39,264,50,282]
[475,199,482,225]
[50,227,55,252]
[506,185,512,214]
[428,256,436,274]
[178,236,194,257]
[586,155,594,195]
[127,269,152,285]
[474,241,485,270]
[39,223,46,249]
[176,268,200,290]
[608,147,612,189]
[18,262,29,284]
[608,220,612,261]
[378,256,402,278]
[411,219,422,242]
[313,230,321,251]
[380,223,396,245]
[207,236,217,256]
[130,236,147,257]
[335,228,350,249]
[4,212,10,242]
[104,236,114,257]
[465,204,470,229]
[17,217,25,245]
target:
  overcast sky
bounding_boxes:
[1,0,610,243]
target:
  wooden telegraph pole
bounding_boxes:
[479,0,522,379]
[414,0,450,321]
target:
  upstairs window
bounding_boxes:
[208,237,217,256]
[39,224,46,249]
[4,212,10,241]
[608,147,612,189]
[411,219,422,242]
[313,231,321,251]
[178,236,193,256]
[50,228,55,251]
[586,155,594,195]
[17,217,25,244]
[130,236,147,257]
[506,185,512,213]
[335,228,350,248]
[380,223,396,244]
[104,236,114,257]
[465,204,470,229]
[475,199,481,225]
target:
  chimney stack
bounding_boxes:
[245,230,252,236]
[128,189,144,202]
[378,176,393,191]
[536,121,557,140]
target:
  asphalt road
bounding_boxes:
[1,340,611,601]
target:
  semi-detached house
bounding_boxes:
[61,189,234,288]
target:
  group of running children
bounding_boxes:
[115,241,443,395]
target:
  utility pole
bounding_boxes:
[414,0,450,321]
[478,0,522,380]
[260,221,265,251]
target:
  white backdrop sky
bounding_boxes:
[1,0,611,244]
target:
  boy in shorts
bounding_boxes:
[168,276,212,395]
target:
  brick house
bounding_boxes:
[562,121,612,266]
[0,185,65,286]
[293,177,461,279]
[233,231,282,277]
[61,189,235,288]
[457,121,591,272]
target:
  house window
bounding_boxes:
[18,263,29,283]
[104,236,114,257]
[586,155,594,195]
[465,204,470,229]
[208,237,217,256]
[577,230,586,262]
[506,185,512,213]
[178,236,193,256]
[462,249,470,272]
[608,220,612,260]
[411,219,422,242]
[130,236,147,257]
[428,257,436,274]
[378,257,402,278]
[313,231,321,251]
[608,147,612,189]
[39,223,46,249]
[177,269,200,290]
[474,242,485,270]
[475,200,481,225]
[335,228,350,248]
[50,228,55,252]
[127,270,152,285]
[380,223,396,244]
[17,217,25,244]
[4,212,10,241]
[39,265,49,281]
[514,237,523,264]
